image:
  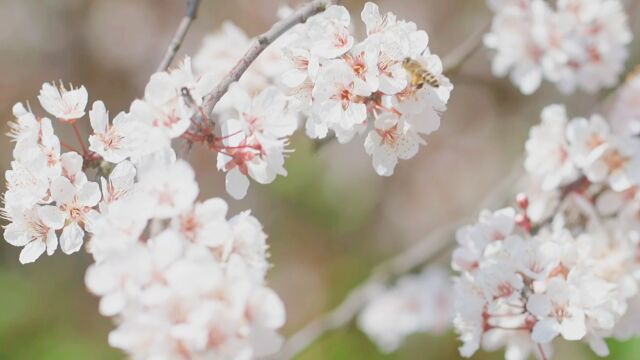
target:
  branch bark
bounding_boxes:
[156,0,201,72]
[201,0,335,120]
[274,161,523,360]
[441,20,491,75]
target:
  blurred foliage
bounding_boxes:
[270,136,379,233]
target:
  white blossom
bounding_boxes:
[484,0,631,94]
[525,104,579,190]
[88,100,148,163]
[364,114,422,176]
[37,82,88,121]
[50,175,101,254]
[3,205,65,264]
[358,266,452,353]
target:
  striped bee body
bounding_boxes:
[402,57,440,89]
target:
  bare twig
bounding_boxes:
[628,0,640,28]
[275,160,523,360]
[201,0,335,120]
[156,0,201,72]
[442,19,491,75]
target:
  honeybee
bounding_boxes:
[402,57,440,89]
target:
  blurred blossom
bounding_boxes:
[485,0,631,94]
[193,21,287,96]
[610,70,640,136]
[358,266,453,353]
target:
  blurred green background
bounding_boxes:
[1,0,640,359]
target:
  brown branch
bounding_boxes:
[629,0,640,29]
[201,0,335,120]
[156,0,201,72]
[441,19,491,75]
[274,160,523,360]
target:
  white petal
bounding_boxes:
[99,293,127,316]
[560,311,586,340]
[60,222,85,254]
[249,287,286,328]
[45,229,58,255]
[89,100,108,133]
[4,222,30,247]
[77,181,102,207]
[531,318,560,343]
[19,240,46,264]
[527,294,551,317]
[38,205,66,229]
[50,176,76,204]
[226,168,250,200]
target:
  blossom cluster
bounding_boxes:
[3,84,99,263]
[1,2,454,358]
[3,82,286,358]
[484,0,631,94]
[278,2,453,176]
[452,102,640,359]
[183,2,454,197]
[357,266,452,353]
[87,157,285,359]
[113,2,453,200]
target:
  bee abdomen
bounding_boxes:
[422,71,440,88]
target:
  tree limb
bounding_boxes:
[274,160,523,360]
[441,19,491,75]
[156,0,201,72]
[201,0,335,120]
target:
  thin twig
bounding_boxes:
[275,160,523,360]
[156,0,201,72]
[201,0,335,121]
[628,0,640,29]
[441,19,491,75]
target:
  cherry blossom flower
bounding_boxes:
[364,115,422,176]
[566,114,610,167]
[228,84,297,140]
[525,104,579,190]
[50,176,101,254]
[3,205,65,264]
[3,159,50,213]
[311,60,369,142]
[582,136,640,191]
[281,47,319,88]
[171,198,231,247]
[358,266,452,353]
[307,5,354,59]
[216,101,289,200]
[138,159,199,219]
[88,100,148,163]
[8,102,41,144]
[129,57,214,141]
[37,81,88,121]
[99,160,136,208]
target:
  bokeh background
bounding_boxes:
[1,0,640,359]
